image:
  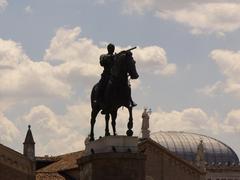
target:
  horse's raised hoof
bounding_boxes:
[126,130,133,136]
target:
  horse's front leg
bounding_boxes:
[105,113,110,136]
[126,107,133,136]
[111,110,117,136]
[90,108,100,141]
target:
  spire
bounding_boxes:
[23,125,35,161]
[24,125,35,144]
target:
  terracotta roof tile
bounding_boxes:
[37,151,83,173]
[36,172,65,180]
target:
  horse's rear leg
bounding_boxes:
[111,110,117,136]
[90,108,100,141]
[126,107,133,136]
[105,113,110,136]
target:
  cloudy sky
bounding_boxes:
[0,0,240,156]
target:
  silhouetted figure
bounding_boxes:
[90,46,139,141]
[98,44,136,114]
[98,43,115,113]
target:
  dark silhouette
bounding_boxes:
[90,46,139,141]
[97,43,115,109]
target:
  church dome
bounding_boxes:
[150,131,239,164]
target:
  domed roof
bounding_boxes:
[150,131,239,164]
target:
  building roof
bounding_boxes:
[150,131,239,164]
[0,143,24,158]
[23,125,35,144]
[36,173,65,180]
[139,138,205,174]
[36,151,83,180]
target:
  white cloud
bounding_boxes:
[0,39,29,68]
[18,100,240,155]
[0,38,72,100]
[157,2,240,35]
[0,0,7,11]
[22,103,104,155]
[119,0,240,35]
[197,81,224,97]
[207,49,240,98]
[121,0,198,14]
[122,0,239,13]
[24,105,69,135]
[44,27,104,78]
[0,112,19,143]
[149,108,217,133]
[122,0,156,15]
[25,5,33,14]
[133,46,176,75]
[21,103,146,155]
[22,105,84,155]
[44,27,176,77]
[224,109,240,133]
[143,107,239,135]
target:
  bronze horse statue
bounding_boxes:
[90,50,139,141]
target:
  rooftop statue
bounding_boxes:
[141,108,151,139]
[90,44,139,141]
[195,140,206,171]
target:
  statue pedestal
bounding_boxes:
[78,136,146,180]
[84,135,138,155]
[142,129,150,139]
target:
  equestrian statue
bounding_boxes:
[90,43,139,141]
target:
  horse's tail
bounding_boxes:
[91,83,99,109]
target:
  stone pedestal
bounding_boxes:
[84,136,138,155]
[142,129,150,139]
[78,136,146,180]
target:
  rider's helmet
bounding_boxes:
[107,43,115,55]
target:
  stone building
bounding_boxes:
[0,126,35,180]
[139,138,205,180]
[149,131,240,180]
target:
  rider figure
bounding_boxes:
[98,43,137,114]
[98,43,115,103]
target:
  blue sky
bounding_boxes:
[0,0,240,157]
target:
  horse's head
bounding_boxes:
[111,51,139,80]
[125,51,139,79]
